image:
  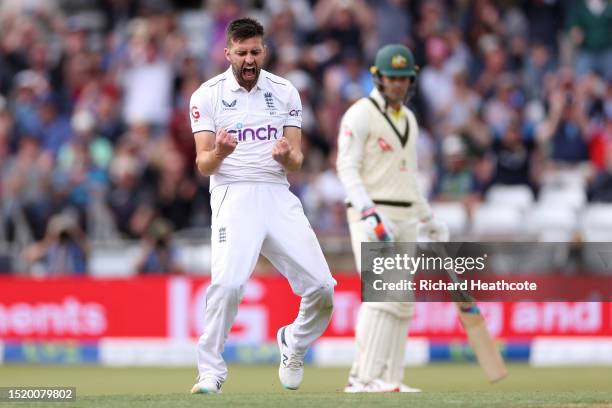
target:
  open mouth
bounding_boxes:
[242,66,257,81]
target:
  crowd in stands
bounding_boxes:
[0,0,610,274]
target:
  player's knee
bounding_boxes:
[311,284,334,313]
[209,283,243,305]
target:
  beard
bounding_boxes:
[232,62,261,90]
[380,88,408,108]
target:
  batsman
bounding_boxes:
[336,44,448,393]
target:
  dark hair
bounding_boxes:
[226,18,264,46]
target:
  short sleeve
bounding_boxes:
[189,86,216,133]
[284,85,302,128]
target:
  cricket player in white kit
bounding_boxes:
[189,18,335,394]
[336,44,448,393]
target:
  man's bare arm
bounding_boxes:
[194,129,237,176]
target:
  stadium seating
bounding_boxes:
[580,204,612,241]
[471,203,523,239]
[539,186,587,212]
[524,203,578,241]
[485,184,535,212]
[430,202,468,238]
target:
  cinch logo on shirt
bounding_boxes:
[228,124,279,142]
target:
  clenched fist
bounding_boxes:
[272,137,292,165]
[214,128,237,158]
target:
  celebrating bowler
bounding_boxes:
[189,17,335,394]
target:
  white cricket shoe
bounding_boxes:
[277,325,305,390]
[344,377,400,393]
[399,383,422,393]
[191,377,222,394]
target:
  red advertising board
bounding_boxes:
[0,276,610,341]
[0,277,168,339]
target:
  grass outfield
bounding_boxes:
[1,364,611,407]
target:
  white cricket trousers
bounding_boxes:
[197,182,336,382]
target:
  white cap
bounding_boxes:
[71,110,96,133]
[442,134,465,156]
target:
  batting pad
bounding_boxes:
[381,316,411,385]
[355,303,409,383]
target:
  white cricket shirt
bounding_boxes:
[190,67,302,190]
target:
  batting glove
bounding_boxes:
[361,207,395,241]
[418,215,449,242]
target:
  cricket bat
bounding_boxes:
[437,244,508,383]
[455,301,508,383]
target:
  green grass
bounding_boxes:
[1,364,611,407]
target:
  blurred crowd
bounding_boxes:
[0,0,611,274]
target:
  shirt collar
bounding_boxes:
[369,87,386,108]
[369,87,404,115]
[226,67,267,92]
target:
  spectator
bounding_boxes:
[432,135,482,209]
[121,23,173,131]
[437,69,482,136]
[309,0,373,68]
[473,35,508,98]
[3,136,55,240]
[420,36,456,122]
[169,75,199,171]
[524,0,565,53]
[21,212,88,275]
[337,51,373,102]
[590,99,612,170]
[523,42,557,100]
[35,93,72,156]
[567,0,612,79]
[464,0,504,53]
[413,0,448,62]
[489,116,538,191]
[94,88,124,144]
[483,73,522,135]
[59,110,113,172]
[134,217,182,274]
[148,143,197,231]
[106,141,151,238]
[588,144,612,202]
[372,0,411,49]
[11,70,48,140]
[301,149,347,234]
[537,73,592,166]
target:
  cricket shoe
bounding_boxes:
[344,377,400,393]
[399,383,422,393]
[191,377,223,394]
[277,325,305,390]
